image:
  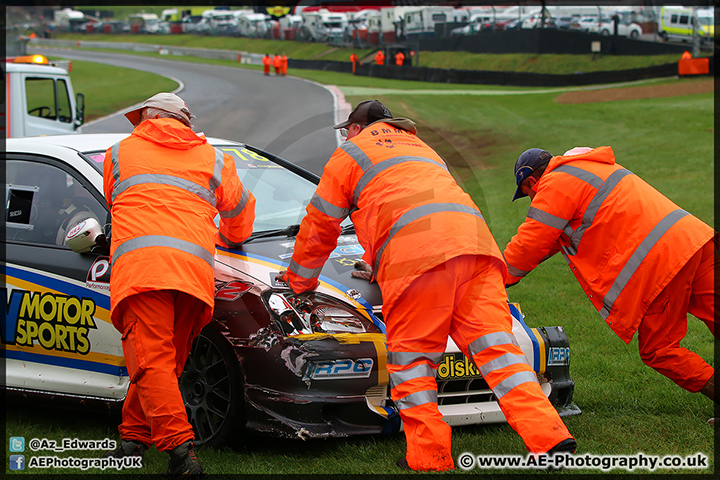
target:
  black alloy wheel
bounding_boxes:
[180,326,245,448]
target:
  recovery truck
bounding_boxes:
[3,54,85,138]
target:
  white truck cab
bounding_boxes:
[3,54,85,138]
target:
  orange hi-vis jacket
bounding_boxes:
[504,146,714,343]
[103,118,255,321]
[375,51,385,65]
[287,119,505,309]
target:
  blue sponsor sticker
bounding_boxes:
[306,358,374,380]
[548,347,570,366]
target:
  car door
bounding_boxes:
[4,154,128,401]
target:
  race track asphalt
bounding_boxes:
[30,47,342,175]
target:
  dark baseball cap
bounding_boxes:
[512,148,552,201]
[334,100,392,129]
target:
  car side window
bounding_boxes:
[6,160,106,247]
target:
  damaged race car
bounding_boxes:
[3,134,580,448]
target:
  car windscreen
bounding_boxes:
[80,145,348,233]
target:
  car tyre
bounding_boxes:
[600,29,610,36]
[181,326,245,449]
[630,30,639,39]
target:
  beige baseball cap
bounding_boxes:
[124,92,195,126]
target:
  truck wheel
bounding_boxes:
[660,31,668,42]
[180,326,245,448]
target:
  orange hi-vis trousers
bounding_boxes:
[386,255,573,471]
[638,238,717,392]
[115,290,211,452]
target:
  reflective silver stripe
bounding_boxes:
[209,148,224,193]
[218,231,242,248]
[220,186,249,219]
[493,371,539,399]
[288,258,322,280]
[352,156,448,205]
[309,193,349,220]
[477,353,529,377]
[569,169,633,252]
[468,332,519,358]
[507,263,529,278]
[110,141,121,183]
[112,173,216,206]
[599,209,689,319]
[341,142,373,171]
[374,203,485,273]
[387,351,444,366]
[553,165,603,188]
[395,389,437,410]
[389,363,436,389]
[112,235,214,267]
[527,206,568,230]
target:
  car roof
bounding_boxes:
[6,133,242,154]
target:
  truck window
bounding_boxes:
[25,77,57,120]
[679,15,689,25]
[57,79,72,123]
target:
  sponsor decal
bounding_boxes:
[437,352,481,380]
[334,257,357,267]
[547,347,570,366]
[305,358,374,380]
[345,289,362,300]
[66,220,88,239]
[214,280,252,301]
[86,257,110,292]
[3,289,98,355]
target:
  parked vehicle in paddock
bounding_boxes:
[3,134,580,447]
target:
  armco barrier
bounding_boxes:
[29,38,264,65]
[30,38,712,87]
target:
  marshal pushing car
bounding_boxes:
[3,134,580,447]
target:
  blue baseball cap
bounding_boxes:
[512,148,552,201]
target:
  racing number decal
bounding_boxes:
[220,147,272,166]
[215,280,252,301]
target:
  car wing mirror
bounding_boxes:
[65,217,105,254]
[75,92,85,127]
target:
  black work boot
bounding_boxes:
[544,438,577,472]
[103,439,148,459]
[548,438,577,455]
[166,441,204,478]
